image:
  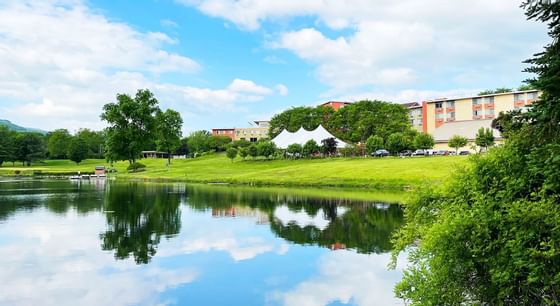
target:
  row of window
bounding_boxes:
[515,92,538,102]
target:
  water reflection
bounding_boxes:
[0,179,406,306]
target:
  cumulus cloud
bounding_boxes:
[0,0,278,131]
[181,0,547,94]
[275,84,289,96]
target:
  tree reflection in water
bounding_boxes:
[100,183,184,264]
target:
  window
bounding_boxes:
[486,109,495,116]
[484,96,494,104]
[514,93,526,102]
[472,98,482,105]
[435,102,443,108]
[527,92,538,100]
[447,101,455,108]
[436,112,445,119]
[448,112,456,118]
[473,109,483,117]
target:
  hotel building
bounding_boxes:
[212,121,270,142]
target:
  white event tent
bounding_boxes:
[271,125,348,149]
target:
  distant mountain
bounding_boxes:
[0,119,47,134]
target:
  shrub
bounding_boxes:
[127,162,146,172]
[248,144,258,159]
[302,140,320,158]
[365,135,384,154]
[286,143,303,159]
[226,147,238,162]
[257,141,277,159]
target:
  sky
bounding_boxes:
[0,0,550,134]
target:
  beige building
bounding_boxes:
[234,120,270,142]
[414,90,539,151]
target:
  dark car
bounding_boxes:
[372,149,390,157]
[399,150,412,157]
[459,150,470,155]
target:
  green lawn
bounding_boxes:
[0,153,469,189]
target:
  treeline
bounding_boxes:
[269,100,411,143]
[0,126,103,166]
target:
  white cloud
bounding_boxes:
[270,251,406,306]
[275,84,289,96]
[273,205,348,231]
[337,88,482,104]
[181,0,547,94]
[161,19,179,28]
[0,0,281,131]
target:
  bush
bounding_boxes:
[248,144,258,159]
[127,162,146,172]
[14,170,21,175]
[302,140,320,158]
[286,143,303,159]
[257,141,277,159]
[226,147,238,162]
[365,135,384,154]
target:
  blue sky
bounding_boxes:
[0,0,549,133]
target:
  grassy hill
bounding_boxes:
[0,153,469,189]
[0,119,46,134]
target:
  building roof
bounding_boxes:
[272,125,348,149]
[402,102,421,109]
[432,119,501,142]
[425,89,539,104]
[320,101,352,106]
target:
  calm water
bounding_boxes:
[0,179,406,306]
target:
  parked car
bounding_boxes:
[412,149,425,156]
[372,149,390,157]
[399,150,412,157]
[435,149,449,156]
[459,150,470,155]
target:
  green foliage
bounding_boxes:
[257,141,277,159]
[207,136,232,152]
[47,129,72,159]
[187,130,212,154]
[225,147,238,162]
[248,144,258,159]
[478,87,513,95]
[386,133,411,155]
[475,127,495,151]
[155,109,183,164]
[339,144,361,157]
[286,143,303,159]
[76,129,105,158]
[126,162,146,172]
[232,139,251,148]
[365,135,384,154]
[0,126,17,166]
[412,133,434,150]
[393,3,560,304]
[448,135,468,154]
[15,133,46,166]
[268,106,335,138]
[67,137,88,164]
[321,138,337,156]
[518,84,536,91]
[238,147,248,160]
[101,89,160,164]
[302,140,320,158]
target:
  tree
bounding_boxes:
[386,133,410,155]
[15,133,46,166]
[187,130,211,155]
[286,143,303,159]
[268,106,335,138]
[155,109,183,165]
[0,126,16,166]
[207,136,232,152]
[225,147,237,162]
[321,138,337,157]
[68,136,88,164]
[365,135,384,154]
[101,89,160,164]
[475,127,495,152]
[302,139,320,158]
[392,3,560,304]
[413,133,434,150]
[175,137,189,156]
[448,135,468,154]
[238,147,248,160]
[47,129,72,159]
[257,141,276,159]
[517,84,536,91]
[248,144,258,159]
[478,87,513,95]
[76,129,105,158]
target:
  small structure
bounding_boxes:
[432,119,502,152]
[141,151,169,159]
[95,166,105,176]
[272,125,348,149]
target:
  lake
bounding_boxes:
[0,179,406,306]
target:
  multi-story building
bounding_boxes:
[417,89,540,151]
[403,102,424,132]
[320,101,352,111]
[212,121,270,142]
[211,128,235,140]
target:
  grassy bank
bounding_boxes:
[0,153,468,189]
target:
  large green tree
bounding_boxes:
[187,130,212,155]
[412,133,434,150]
[0,126,16,166]
[101,89,160,164]
[448,135,468,154]
[392,2,560,304]
[68,136,88,164]
[76,129,105,158]
[155,109,183,164]
[47,129,72,159]
[15,133,46,166]
[268,106,334,138]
